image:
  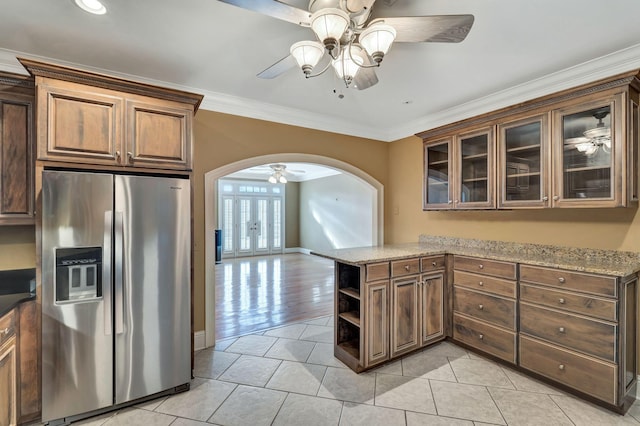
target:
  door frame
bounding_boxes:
[203,153,384,348]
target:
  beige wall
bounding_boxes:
[285,182,300,248]
[192,110,390,330]
[387,135,640,251]
[0,226,36,271]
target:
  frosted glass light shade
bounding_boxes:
[359,23,396,63]
[332,46,364,81]
[74,0,107,14]
[290,41,325,75]
[311,8,350,49]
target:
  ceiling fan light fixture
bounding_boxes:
[268,175,277,184]
[278,174,287,184]
[310,8,350,52]
[359,23,396,64]
[332,45,364,83]
[290,41,325,76]
[74,0,107,15]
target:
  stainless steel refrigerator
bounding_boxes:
[41,170,191,423]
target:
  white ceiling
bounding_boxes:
[1,0,640,142]
[225,162,341,182]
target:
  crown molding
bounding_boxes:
[2,44,640,143]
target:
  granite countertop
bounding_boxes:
[0,268,36,317]
[312,236,640,277]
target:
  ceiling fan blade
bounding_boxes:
[217,0,311,26]
[257,55,297,79]
[370,15,475,43]
[353,67,378,90]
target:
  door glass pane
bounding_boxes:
[239,199,251,250]
[222,197,234,253]
[272,199,282,249]
[426,143,449,204]
[504,121,542,201]
[460,134,488,203]
[256,199,268,250]
[562,105,612,199]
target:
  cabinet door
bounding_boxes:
[498,114,550,208]
[364,280,389,367]
[0,336,17,426]
[424,139,453,209]
[38,82,123,165]
[0,98,34,224]
[390,276,419,357]
[126,100,192,170]
[455,127,495,209]
[421,273,444,345]
[552,93,625,207]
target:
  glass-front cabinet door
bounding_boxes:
[455,127,494,209]
[552,93,624,207]
[424,139,453,209]
[498,114,549,208]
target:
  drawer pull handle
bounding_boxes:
[559,364,565,371]
[479,264,484,269]
[478,281,484,286]
[558,327,566,333]
[115,150,121,162]
[1,327,8,335]
[478,304,484,310]
[558,277,566,283]
[432,261,437,267]
[478,334,484,340]
[558,298,565,304]
[405,265,410,271]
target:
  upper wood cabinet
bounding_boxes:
[0,72,34,225]
[19,58,202,172]
[421,69,640,210]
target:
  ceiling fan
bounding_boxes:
[252,164,306,183]
[217,0,474,90]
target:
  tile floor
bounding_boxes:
[73,315,640,426]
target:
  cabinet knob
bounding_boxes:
[542,196,549,201]
[553,195,560,201]
[1,327,8,335]
[448,200,453,204]
[455,200,459,203]
[558,327,566,333]
[127,151,134,163]
[115,150,121,162]
[558,277,566,283]
[432,261,437,267]
[478,281,484,286]
[558,298,565,304]
[558,364,565,371]
[479,264,484,269]
[478,304,484,310]
[478,334,484,340]
[404,265,410,272]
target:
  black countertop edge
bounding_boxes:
[0,292,35,317]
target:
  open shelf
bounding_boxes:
[338,340,360,359]
[339,311,361,327]
[565,165,611,173]
[339,288,360,300]
[429,160,449,166]
[506,171,541,178]
[462,153,488,160]
[462,177,488,183]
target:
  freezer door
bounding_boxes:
[114,175,191,404]
[41,171,114,422]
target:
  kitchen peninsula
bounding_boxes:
[313,235,640,413]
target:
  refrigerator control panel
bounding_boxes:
[55,247,103,303]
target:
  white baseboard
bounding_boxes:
[194,330,206,351]
[285,247,312,255]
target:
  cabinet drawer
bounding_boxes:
[391,258,420,277]
[454,286,515,330]
[0,308,16,348]
[520,264,616,297]
[520,302,616,361]
[520,283,617,321]
[520,335,616,404]
[454,270,516,298]
[453,313,516,363]
[366,262,389,282]
[421,255,446,272]
[454,256,516,280]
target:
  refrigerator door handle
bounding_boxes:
[114,211,125,335]
[103,211,113,336]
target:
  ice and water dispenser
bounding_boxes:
[55,247,103,303]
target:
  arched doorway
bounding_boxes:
[203,153,384,347]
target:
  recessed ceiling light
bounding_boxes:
[402,100,413,105]
[74,0,107,15]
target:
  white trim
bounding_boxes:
[285,247,312,255]
[204,153,384,348]
[194,330,206,352]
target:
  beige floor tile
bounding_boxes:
[72,412,116,426]
[305,316,332,326]
[300,324,334,343]
[154,378,236,421]
[193,348,240,379]
[488,388,573,425]
[317,367,376,403]
[100,408,175,426]
[264,337,316,362]
[209,385,287,426]
[217,354,281,386]
[550,394,640,425]
[266,360,327,395]
[272,393,343,426]
[406,412,474,425]
[448,358,514,389]
[401,352,456,382]
[374,373,436,414]
[264,323,308,339]
[627,400,640,422]
[134,396,167,411]
[500,366,564,395]
[213,337,237,352]
[371,359,403,376]
[224,334,278,356]
[422,341,470,359]
[339,402,406,426]
[430,380,505,425]
[171,419,212,426]
[307,342,349,368]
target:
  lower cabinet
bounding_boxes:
[0,309,17,426]
[364,280,389,367]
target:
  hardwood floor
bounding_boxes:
[215,253,335,339]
